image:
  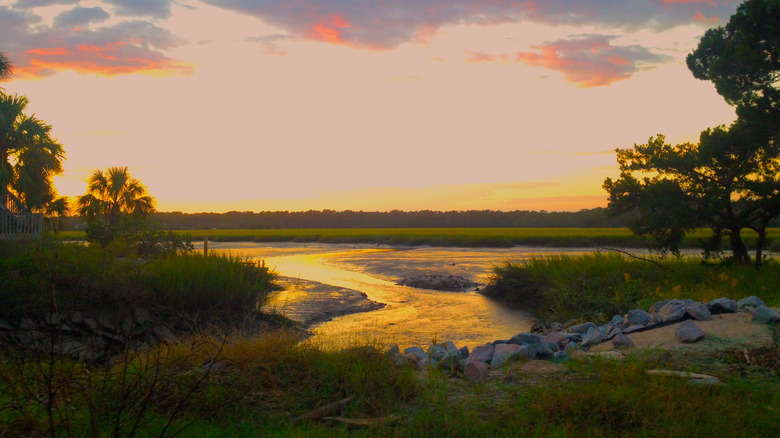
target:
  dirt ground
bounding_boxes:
[590,311,777,355]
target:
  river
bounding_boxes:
[207,242,594,350]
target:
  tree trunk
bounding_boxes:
[728,228,751,264]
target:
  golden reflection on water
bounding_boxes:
[206,243,548,350]
[249,246,534,351]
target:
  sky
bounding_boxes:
[1,0,742,213]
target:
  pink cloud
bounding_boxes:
[517,35,669,87]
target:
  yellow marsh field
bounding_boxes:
[56,227,780,247]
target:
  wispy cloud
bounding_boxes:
[517,35,671,87]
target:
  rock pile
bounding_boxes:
[0,306,180,362]
[384,295,780,382]
[396,274,476,291]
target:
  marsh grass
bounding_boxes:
[56,227,780,250]
[142,253,276,319]
[485,253,780,322]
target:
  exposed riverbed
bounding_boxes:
[207,242,595,350]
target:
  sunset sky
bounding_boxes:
[2,0,742,213]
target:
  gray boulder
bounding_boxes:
[542,332,566,349]
[612,333,634,349]
[623,324,645,334]
[491,343,521,368]
[464,359,489,382]
[649,300,671,313]
[470,344,495,363]
[385,344,400,357]
[404,346,426,359]
[708,297,738,313]
[737,296,766,310]
[675,320,705,343]
[752,306,780,324]
[567,322,598,334]
[625,309,652,326]
[685,302,712,321]
[427,344,448,362]
[581,326,605,348]
[459,346,470,359]
[509,332,543,345]
[658,300,687,323]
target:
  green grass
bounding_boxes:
[483,253,780,322]
[56,227,780,250]
[0,240,276,323]
[2,332,777,437]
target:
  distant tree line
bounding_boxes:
[50,208,641,230]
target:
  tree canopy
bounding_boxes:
[0,52,11,82]
[604,0,780,266]
[0,92,66,213]
[77,167,155,227]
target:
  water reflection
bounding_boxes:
[206,243,593,350]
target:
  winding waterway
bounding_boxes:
[208,242,593,350]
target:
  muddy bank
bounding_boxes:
[265,277,385,327]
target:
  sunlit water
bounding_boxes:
[205,242,595,350]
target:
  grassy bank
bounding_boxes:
[0,239,277,324]
[483,253,780,322]
[52,227,780,249]
[1,330,778,436]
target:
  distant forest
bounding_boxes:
[146,208,635,229]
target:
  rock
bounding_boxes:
[612,333,634,349]
[737,296,766,310]
[625,309,652,326]
[563,342,579,354]
[464,359,489,382]
[604,325,622,341]
[581,326,605,348]
[491,343,521,368]
[392,353,419,368]
[532,341,554,359]
[396,274,475,292]
[459,346,470,359]
[685,302,712,321]
[608,314,625,327]
[404,346,426,359]
[752,306,780,324]
[649,300,671,313]
[417,356,430,370]
[552,351,569,362]
[44,312,62,326]
[567,322,598,334]
[542,332,566,349]
[658,300,687,323]
[509,332,542,345]
[385,344,400,357]
[443,341,459,355]
[648,313,662,326]
[708,297,738,313]
[623,324,645,334]
[675,320,705,343]
[0,319,12,331]
[427,344,448,363]
[67,311,85,326]
[470,344,495,363]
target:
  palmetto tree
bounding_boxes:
[0,52,11,82]
[77,167,155,226]
[0,92,65,212]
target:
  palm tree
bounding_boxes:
[0,51,11,82]
[0,93,65,212]
[77,167,155,226]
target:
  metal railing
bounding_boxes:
[0,213,43,238]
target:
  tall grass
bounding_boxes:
[143,253,276,318]
[484,252,780,322]
[0,240,277,324]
